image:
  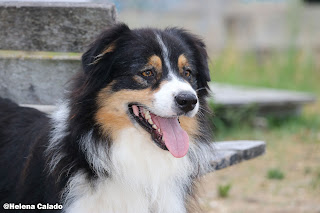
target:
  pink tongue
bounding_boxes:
[152,115,189,158]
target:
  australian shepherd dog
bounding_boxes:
[0,24,213,213]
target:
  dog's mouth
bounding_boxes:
[128,104,189,158]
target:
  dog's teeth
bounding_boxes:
[145,111,151,120]
[148,119,154,125]
[152,124,157,129]
[157,129,161,133]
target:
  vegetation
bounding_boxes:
[267,168,285,180]
[217,183,232,198]
[210,47,319,93]
[311,168,320,190]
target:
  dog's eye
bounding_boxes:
[141,69,154,78]
[184,69,192,78]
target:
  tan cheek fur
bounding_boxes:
[179,116,200,141]
[95,85,153,140]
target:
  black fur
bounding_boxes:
[0,98,59,212]
[0,23,211,212]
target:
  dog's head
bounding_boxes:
[76,24,210,158]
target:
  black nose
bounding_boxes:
[175,92,198,113]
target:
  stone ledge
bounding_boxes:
[0,50,81,60]
[0,57,79,104]
[208,140,266,173]
[0,2,116,52]
[210,83,316,117]
[20,104,57,114]
[210,83,316,106]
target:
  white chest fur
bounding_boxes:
[64,128,194,213]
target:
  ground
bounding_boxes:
[198,104,320,213]
[198,133,320,212]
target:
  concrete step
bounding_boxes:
[209,140,265,172]
[0,2,116,105]
[210,83,316,117]
[0,2,116,52]
[20,104,57,113]
[0,50,81,105]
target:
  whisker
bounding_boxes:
[196,87,207,92]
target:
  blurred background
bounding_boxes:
[1,0,320,212]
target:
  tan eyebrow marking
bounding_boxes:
[178,54,189,75]
[146,55,162,79]
[147,55,162,71]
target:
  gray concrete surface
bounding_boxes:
[210,83,316,117]
[0,2,116,52]
[0,2,116,104]
[20,104,57,113]
[209,140,266,172]
[0,51,80,104]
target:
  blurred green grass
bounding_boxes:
[209,47,320,140]
[217,183,232,198]
[210,47,320,94]
[267,168,285,180]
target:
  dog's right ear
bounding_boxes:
[82,23,131,74]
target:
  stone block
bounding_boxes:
[0,2,116,52]
[210,83,316,117]
[0,51,81,104]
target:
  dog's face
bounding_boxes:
[80,24,210,158]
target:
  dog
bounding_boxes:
[0,23,213,213]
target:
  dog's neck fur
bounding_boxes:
[64,128,193,213]
[47,102,211,213]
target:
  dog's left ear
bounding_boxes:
[82,23,131,75]
[168,28,211,97]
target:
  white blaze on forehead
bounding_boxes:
[156,33,173,73]
[153,32,199,118]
